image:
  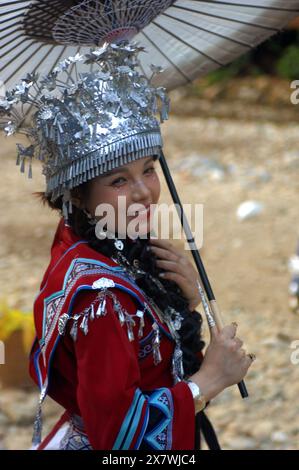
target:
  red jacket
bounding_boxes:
[29,218,197,450]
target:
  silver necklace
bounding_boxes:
[112,237,185,384]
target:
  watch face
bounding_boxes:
[187,381,201,398]
[185,380,206,412]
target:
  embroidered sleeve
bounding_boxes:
[69,288,196,450]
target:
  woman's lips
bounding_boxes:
[128,205,151,217]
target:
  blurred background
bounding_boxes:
[1,18,299,450]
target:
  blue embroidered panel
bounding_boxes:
[142,388,173,450]
[112,388,174,451]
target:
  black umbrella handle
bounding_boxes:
[159,151,248,399]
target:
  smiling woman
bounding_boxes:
[36,154,160,238]
[83,155,161,238]
[2,41,252,451]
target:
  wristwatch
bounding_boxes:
[184,379,206,414]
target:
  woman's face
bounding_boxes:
[85,155,161,238]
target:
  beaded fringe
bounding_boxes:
[57,280,162,366]
[47,131,162,203]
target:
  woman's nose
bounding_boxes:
[131,179,151,200]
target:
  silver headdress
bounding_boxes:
[0,41,170,218]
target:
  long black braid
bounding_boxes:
[90,229,205,376]
[76,212,205,377]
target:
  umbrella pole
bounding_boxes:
[159,150,248,399]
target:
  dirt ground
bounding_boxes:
[0,84,299,449]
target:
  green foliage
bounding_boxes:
[205,54,261,85]
[276,45,299,80]
[200,30,299,83]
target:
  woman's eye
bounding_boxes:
[144,167,155,174]
[111,177,126,186]
[111,167,155,186]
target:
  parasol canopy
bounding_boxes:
[1,0,299,94]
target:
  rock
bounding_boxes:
[283,151,299,167]
[228,436,257,450]
[174,153,227,181]
[288,255,299,275]
[258,170,272,183]
[231,238,243,249]
[261,334,292,347]
[236,201,264,221]
[209,168,225,181]
[252,421,273,440]
[276,332,292,343]
[271,431,289,444]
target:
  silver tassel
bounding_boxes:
[90,303,95,321]
[114,301,125,326]
[136,309,145,338]
[28,160,33,179]
[62,200,68,221]
[20,157,25,173]
[126,315,136,342]
[32,387,47,446]
[32,402,42,446]
[152,322,162,365]
[80,313,89,335]
[57,130,61,145]
[96,296,107,317]
[70,316,79,341]
[172,344,184,384]
[58,313,70,336]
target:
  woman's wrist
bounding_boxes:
[188,370,224,402]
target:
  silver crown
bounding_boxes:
[0,41,170,217]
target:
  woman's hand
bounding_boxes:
[149,238,201,311]
[189,323,254,401]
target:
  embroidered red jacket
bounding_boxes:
[29,218,198,450]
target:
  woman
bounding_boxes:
[29,151,252,450]
[1,41,253,450]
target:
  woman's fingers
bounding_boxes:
[149,245,180,262]
[238,348,247,358]
[158,270,187,286]
[150,246,195,281]
[239,349,253,372]
[149,237,176,250]
[221,323,238,340]
[233,337,244,350]
[155,259,187,274]
[149,240,202,310]
[149,238,183,259]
